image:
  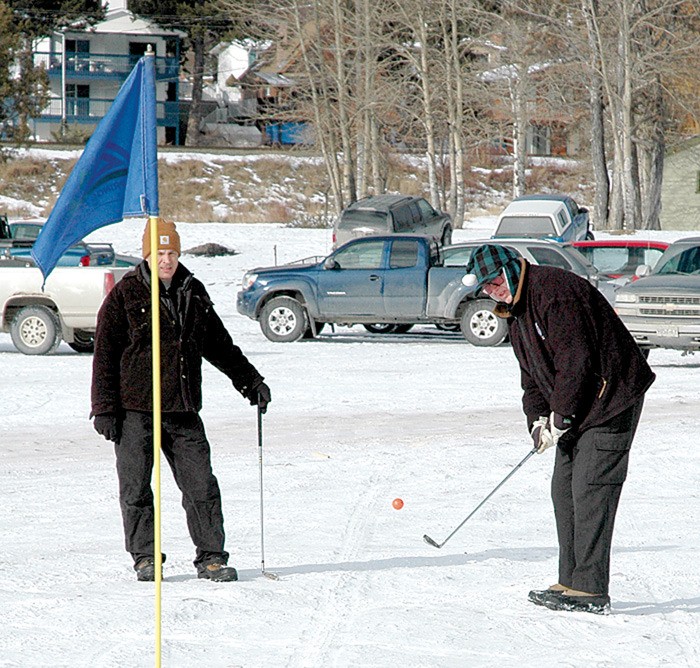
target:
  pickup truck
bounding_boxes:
[492,194,593,243]
[237,234,509,346]
[614,236,700,353]
[0,215,115,266]
[0,259,129,354]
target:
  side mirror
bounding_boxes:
[324,257,339,270]
[635,264,651,278]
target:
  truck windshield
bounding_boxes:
[496,216,557,237]
[656,247,700,275]
[338,210,389,232]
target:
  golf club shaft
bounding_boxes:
[424,447,538,549]
[258,406,279,579]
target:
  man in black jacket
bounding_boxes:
[464,244,655,614]
[91,219,271,582]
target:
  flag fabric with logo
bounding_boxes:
[32,54,159,280]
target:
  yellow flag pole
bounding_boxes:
[149,215,163,667]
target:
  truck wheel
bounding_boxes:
[68,330,95,353]
[363,323,397,334]
[586,230,595,240]
[460,300,508,347]
[10,305,62,355]
[260,296,308,342]
[394,324,414,333]
[441,227,453,246]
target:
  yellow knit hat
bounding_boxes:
[142,218,181,258]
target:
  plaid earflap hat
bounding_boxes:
[462,244,522,297]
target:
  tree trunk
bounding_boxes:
[185,33,205,148]
[581,0,609,230]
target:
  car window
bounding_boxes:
[392,206,413,231]
[442,246,475,266]
[416,199,435,219]
[557,211,567,230]
[338,210,389,232]
[496,216,557,237]
[527,246,572,270]
[333,240,384,269]
[10,224,42,240]
[389,240,419,268]
[582,247,629,274]
[408,201,422,225]
[656,246,700,275]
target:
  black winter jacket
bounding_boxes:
[496,262,655,433]
[91,261,263,415]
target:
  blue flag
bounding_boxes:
[32,55,159,279]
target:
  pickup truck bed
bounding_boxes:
[0,263,129,354]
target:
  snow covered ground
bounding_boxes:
[1,220,699,667]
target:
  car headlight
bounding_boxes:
[241,272,258,291]
[614,293,638,304]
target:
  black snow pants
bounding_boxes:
[115,410,229,569]
[551,398,644,595]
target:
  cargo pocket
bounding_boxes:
[587,433,631,485]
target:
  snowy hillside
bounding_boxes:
[1,221,698,667]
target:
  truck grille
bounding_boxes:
[638,294,700,317]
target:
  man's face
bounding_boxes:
[147,249,179,282]
[482,272,513,304]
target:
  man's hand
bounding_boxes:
[93,413,121,444]
[531,413,573,454]
[249,381,271,414]
[530,416,552,454]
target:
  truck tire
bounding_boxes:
[10,305,62,355]
[460,300,508,347]
[68,330,95,353]
[260,296,308,342]
[394,324,414,333]
[363,323,398,334]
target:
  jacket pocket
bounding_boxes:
[125,304,150,340]
[586,433,631,485]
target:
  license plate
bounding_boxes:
[657,325,679,337]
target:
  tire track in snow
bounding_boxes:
[287,472,382,668]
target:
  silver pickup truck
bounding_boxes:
[0,259,129,354]
[614,236,700,352]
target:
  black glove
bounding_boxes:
[93,413,121,444]
[249,381,271,414]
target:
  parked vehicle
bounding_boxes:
[614,237,700,352]
[0,262,129,354]
[237,234,600,347]
[333,195,452,249]
[0,217,116,267]
[441,238,599,339]
[492,194,593,243]
[573,239,669,280]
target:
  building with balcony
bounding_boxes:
[32,4,185,144]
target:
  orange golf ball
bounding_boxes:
[392,498,404,510]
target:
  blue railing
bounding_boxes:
[41,97,179,126]
[34,51,179,81]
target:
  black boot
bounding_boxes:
[135,558,155,582]
[536,589,611,615]
[197,562,238,582]
[529,588,565,607]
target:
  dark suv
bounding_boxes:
[333,195,452,249]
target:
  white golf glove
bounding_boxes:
[530,416,553,454]
[531,413,572,454]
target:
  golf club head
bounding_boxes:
[423,534,441,549]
